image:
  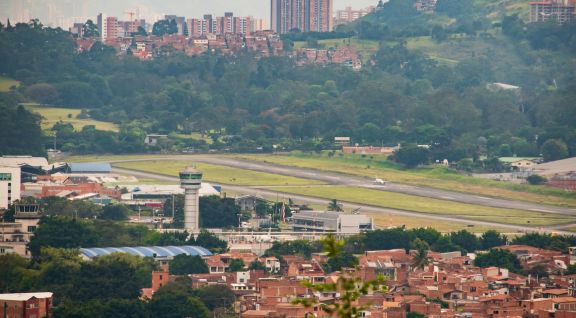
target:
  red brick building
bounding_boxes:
[0,292,53,318]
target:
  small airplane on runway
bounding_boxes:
[374,175,386,185]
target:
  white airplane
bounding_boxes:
[374,175,386,185]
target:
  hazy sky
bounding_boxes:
[89,0,379,20]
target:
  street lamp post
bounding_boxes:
[230,178,237,199]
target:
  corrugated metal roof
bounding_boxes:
[68,163,112,172]
[79,245,213,258]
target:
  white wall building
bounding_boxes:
[0,166,20,209]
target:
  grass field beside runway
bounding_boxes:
[263,186,576,221]
[113,161,326,186]
[234,152,576,208]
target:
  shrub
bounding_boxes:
[526,175,547,185]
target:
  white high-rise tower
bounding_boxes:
[180,165,202,230]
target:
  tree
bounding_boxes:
[70,260,143,301]
[434,236,458,253]
[152,19,179,37]
[248,259,266,271]
[481,230,507,250]
[565,262,576,275]
[169,254,209,275]
[527,174,547,185]
[364,229,414,251]
[0,105,46,158]
[498,144,513,157]
[228,258,247,272]
[199,284,235,311]
[93,252,161,288]
[200,196,241,228]
[392,144,431,168]
[149,290,209,318]
[327,199,343,212]
[25,84,58,106]
[255,202,272,217]
[52,299,150,318]
[411,248,432,271]
[0,253,28,293]
[27,217,101,259]
[540,139,569,162]
[407,312,427,318]
[100,204,131,221]
[474,248,522,272]
[451,230,480,253]
[194,229,228,254]
[82,19,100,37]
[327,251,358,272]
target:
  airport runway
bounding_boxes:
[111,165,575,236]
[105,156,576,216]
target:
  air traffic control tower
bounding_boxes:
[180,165,202,230]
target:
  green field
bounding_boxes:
[293,39,382,51]
[0,76,19,92]
[368,213,510,233]
[264,186,574,220]
[113,161,326,186]
[234,152,576,208]
[468,217,576,227]
[23,104,119,132]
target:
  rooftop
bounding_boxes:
[80,245,213,258]
[0,292,53,301]
[68,163,112,173]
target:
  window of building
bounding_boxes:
[240,278,244,283]
[159,275,163,280]
[28,226,36,232]
[29,315,36,318]
[14,305,17,308]
[159,283,162,287]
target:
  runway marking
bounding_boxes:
[275,168,289,172]
[530,209,555,213]
[440,196,454,200]
[477,197,490,199]
[304,173,316,176]
[250,165,263,168]
[327,176,341,179]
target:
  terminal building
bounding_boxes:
[291,210,373,233]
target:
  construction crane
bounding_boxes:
[123,10,136,33]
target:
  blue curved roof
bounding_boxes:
[79,246,213,258]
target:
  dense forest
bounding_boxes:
[0,2,575,166]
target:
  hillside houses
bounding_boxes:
[141,244,576,318]
[74,32,363,69]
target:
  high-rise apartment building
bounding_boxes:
[97,13,108,42]
[187,18,209,36]
[251,18,269,32]
[529,0,575,24]
[271,0,333,34]
[336,6,375,22]
[10,0,23,23]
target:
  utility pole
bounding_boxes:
[172,193,175,222]
[53,132,57,150]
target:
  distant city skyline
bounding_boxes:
[1,0,380,25]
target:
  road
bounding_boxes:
[111,165,575,236]
[106,156,576,216]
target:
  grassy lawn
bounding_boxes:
[467,217,576,227]
[113,161,326,186]
[368,214,510,233]
[0,76,19,92]
[293,39,381,51]
[263,186,570,219]
[232,152,576,208]
[23,104,119,132]
[176,132,214,144]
